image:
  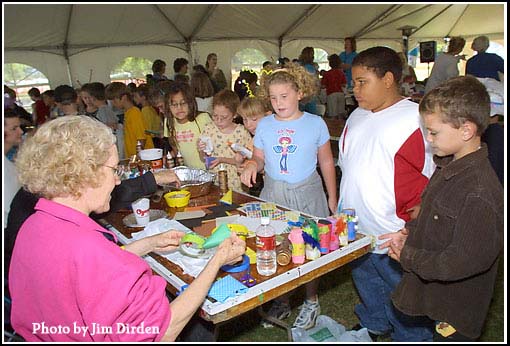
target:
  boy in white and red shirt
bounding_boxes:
[338,46,435,341]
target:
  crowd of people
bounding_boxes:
[4,36,504,342]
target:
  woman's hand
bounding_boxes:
[124,230,185,256]
[150,230,186,253]
[214,233,246,266]
[153,169,181,187]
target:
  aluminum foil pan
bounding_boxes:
[162,166,216,198]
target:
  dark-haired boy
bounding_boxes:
[105,82,153,157]
[54,85,83,116]
[380,76,503,341]
[173,58,189,81]
[338,46,435,341]
[28,87,50,126]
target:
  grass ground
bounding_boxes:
[217,256,505,342]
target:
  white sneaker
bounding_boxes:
[292,300,321,330]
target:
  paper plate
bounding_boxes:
[122,209,168,228]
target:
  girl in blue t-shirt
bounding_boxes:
[240,62,337,330]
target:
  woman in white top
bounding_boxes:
[425,37,466,93]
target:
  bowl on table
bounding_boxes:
[164,190,191,208]
[160,166,216,198]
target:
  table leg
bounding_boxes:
[257,306,293,341]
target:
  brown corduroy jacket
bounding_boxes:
[392,144,503,339]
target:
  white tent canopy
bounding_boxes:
[4,2,505,88]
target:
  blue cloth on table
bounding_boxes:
[208,275,248,303]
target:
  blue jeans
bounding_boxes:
[350,253,434,341]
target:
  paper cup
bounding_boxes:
[131,197,150,226]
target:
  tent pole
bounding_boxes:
[63,43,73,86]
[185,40,193,67]
[278,37,282,59]
[63,4,74,86]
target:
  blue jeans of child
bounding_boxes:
[350,253,434,341]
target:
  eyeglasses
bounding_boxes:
[103,164,124,177]
[170,101,188,108]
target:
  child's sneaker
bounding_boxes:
[292,299,321,330]
[261,301,292,328]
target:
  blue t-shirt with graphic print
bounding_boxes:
[253,112,330,184]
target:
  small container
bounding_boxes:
[164,190,191,208]
[326,217,339,251]
[276,237,292,266]
[318,221,331,254]
[336,215,348,246]
[218,164,228,193]
[341,208,358,242]
[288,227,305,264]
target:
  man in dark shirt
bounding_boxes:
[465,35,504,81]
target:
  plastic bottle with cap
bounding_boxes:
[176,151,185,166]
[256,217,277,276]
[136,140,144,159]
[166,151,175,169]
[227,141,253,159]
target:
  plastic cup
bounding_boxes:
[131,197,150,226]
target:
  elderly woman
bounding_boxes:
[9,115,245,342]
[465,35,504,81]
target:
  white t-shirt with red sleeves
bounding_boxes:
[338,98,435,254]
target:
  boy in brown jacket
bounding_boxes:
[379,76,503,341]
